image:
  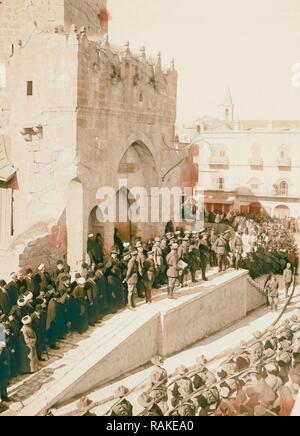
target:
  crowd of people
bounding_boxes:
[99,313,300,417]
[0,215,298,410]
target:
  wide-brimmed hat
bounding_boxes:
[175,365,189,375]
[151,355,164,367]
[114,386,129,399]
[138,393,153,408]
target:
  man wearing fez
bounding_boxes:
[18,315,39,374]
[34,264,51,297]
[23,269,35,295]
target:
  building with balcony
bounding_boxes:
[177,87,300,219]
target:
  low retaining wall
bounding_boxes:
[160,271,266,357]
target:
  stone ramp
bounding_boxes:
[10,269,265,416]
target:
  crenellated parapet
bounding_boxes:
[63,25,178,117]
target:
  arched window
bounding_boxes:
[279,181,288,196]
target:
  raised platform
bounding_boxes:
[17,269,265,416]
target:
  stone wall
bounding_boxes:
[0,0,107,64]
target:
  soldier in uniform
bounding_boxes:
[166,243,179,299]
[138,393,164,416]
[110,386,133,416]
[146,356,168,414]
[213,233,227,273]
[143,250,156,304]
[265,274,279,312]
[177,238,190,287]
[232,231,244,270]
[153,238,164,288]
[123,250,139,310]
[209,228,217,267]
[171,365,194,407]
[283,263,294,299]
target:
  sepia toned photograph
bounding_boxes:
[0,0,300,420]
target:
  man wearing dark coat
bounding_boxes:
[72,278,89,334]
[6,273,20,312]
[33,264,52,297]
[86,271,100,325]
[199,232,210,281]
[0,281,10,316]
[23,269,35,295]
[0,339,10,402]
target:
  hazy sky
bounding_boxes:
[108,0,300,122]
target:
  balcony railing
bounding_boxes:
[208,155,229,166]
[277,156,291,169]
[249,157,263,169]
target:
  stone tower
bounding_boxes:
[219,85,234,121]
[0,0,178,275]
[0,0,108,63]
